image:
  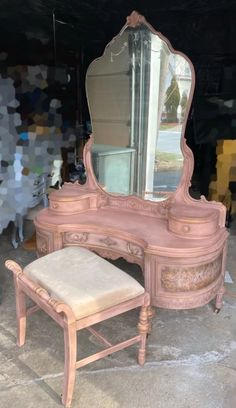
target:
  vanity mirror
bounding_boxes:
[86,13,193,200]
[35,11,228,312]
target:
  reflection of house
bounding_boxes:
[163,54,192,122]
[175,55,192,99]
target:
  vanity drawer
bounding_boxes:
[62,231,144,259]
[49,191,99,214]
[168,204,219,238]
[50,197,91,213]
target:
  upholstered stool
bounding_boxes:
[5,246,152,407]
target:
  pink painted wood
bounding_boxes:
[35,11,228,312]
[5,259,151,407]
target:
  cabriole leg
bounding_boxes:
[215,284,225,313]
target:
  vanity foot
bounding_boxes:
[215,287,224,312]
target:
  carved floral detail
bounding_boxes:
[108,196,168,217]
[93,249,120,260]
[36,232,49,255]
[93,248,144,269]
[160,199,174,209]
[161,255,222,292]
[97,193,109,207]
[99,236,117,247]
[38,243,48,254]
[127,242,143,257]
[64,232,89,243]
[126,11,146,28]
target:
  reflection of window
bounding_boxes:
[185,66,190,76]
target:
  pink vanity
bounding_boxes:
[35,11,228,311]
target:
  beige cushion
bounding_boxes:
[24,246,144,319]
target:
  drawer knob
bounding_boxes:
[182,225,190,233]
[51,203,58,209]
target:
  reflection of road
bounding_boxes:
[157,131,182,154]
[154,169,182,192]
[155,130,182,191]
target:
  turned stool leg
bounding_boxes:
[62,323,77,408]
[147,306,155,334]
[137,305,150,365]
[14,276,27,347]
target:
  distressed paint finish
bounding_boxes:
[35,11,228,312]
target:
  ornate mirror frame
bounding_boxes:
[47,10,226,228]
[81,10,197,216]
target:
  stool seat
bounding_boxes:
[24,246,145,320]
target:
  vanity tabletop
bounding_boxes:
[35,207,227,257]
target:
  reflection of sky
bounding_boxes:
[167,54,191,85]
[163,54,179,93]
[166,54,176,86]
[157,130,182,154]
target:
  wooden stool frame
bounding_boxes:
[5,260,152,407]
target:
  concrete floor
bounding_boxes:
[0,219,236,408]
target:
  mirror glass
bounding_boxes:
[86,23,192,200]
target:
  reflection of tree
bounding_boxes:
[180,91,188,122]
[164,76,180,123]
